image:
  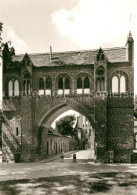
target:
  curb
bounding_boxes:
[43,150,78,163]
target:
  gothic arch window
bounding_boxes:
[14,80,19,96]
[84,76,90,94]
[23,80,27,95]
[46,77,52,89]
[39,78,44,90]
[45,77,52,95]
[96,77,105,91]
[27,80,31,94]
[120,75,126,93]
[97,54,100,61]
[24,59,30,66]
[101,77,105,91]
[96,48,105,61]
[64,77,70,94]
[96,66,105,91]
[96,78,100,91]
[77,75,90,94]
[38,76,52,96]
[23,80,26,92]
[112,74,127,93]
[8,79,20,97]
[77,77,82,89]
[101,54,104,60]
[57,76,70,95]
[77,77,82,94]
[112,76,119,93]
[58,77,63,90]
[65,77,70,89]
[8,80,13,97]
[84,77,89,88]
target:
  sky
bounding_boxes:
[51,110,79,128]
[0,0,137,93]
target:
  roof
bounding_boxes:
[12,46,128,67]
[45,127,61,136]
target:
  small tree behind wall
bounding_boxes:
[55,115,77,138]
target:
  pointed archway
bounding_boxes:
[36,99,95,159]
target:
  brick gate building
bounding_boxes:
[1,32,134,163]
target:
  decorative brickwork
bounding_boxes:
[94,97,107,162]
[1,33,134,163]
[107,106,134,163]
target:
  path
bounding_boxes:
[1,150,137,195]
[64,149,94,161]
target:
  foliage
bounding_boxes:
[0,23,3,33]
[55,115,77,137]
[0,23,15,56]
[134,95,137,118]
[0,23,3,54]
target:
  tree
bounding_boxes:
[55,115,77,137]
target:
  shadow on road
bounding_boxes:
[0,172,137,195]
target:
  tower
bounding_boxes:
[126,31,134,67]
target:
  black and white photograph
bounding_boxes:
[0,0,137,194]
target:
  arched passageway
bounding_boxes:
[37,101,95,159]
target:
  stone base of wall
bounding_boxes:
[104,150,132,163]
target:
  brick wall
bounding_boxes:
[107,97,134,162]
[2,42,134,163]
[20,97,33,160]
[40,131,77,160]
[94,97,107,163]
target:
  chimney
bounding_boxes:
[50,46,52,62]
